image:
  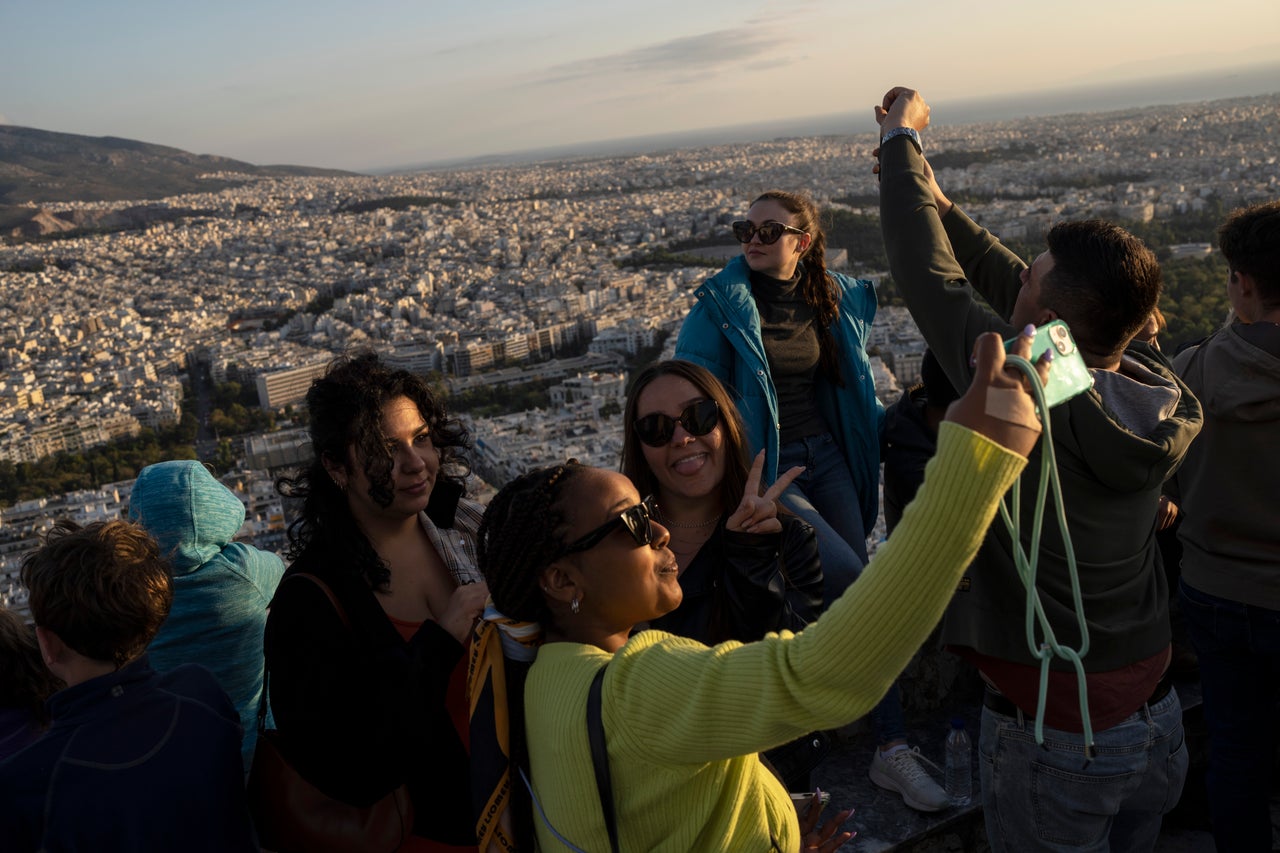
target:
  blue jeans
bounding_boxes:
[979,687,1187,852]
[777,434,906,743]
[1180,579,1280,853]
[776,433,867,607]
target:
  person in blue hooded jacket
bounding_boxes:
[675,190,882,602]
[129,459,285,773]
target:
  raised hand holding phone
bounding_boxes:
[946,329,1051,459]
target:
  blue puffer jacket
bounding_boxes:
[675,255,883,531]
[129,460,285,772]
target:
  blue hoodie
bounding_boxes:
[128,460,285,772]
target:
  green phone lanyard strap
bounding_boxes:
[997,355,1095,761]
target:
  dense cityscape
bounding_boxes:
[0,91,1276,618]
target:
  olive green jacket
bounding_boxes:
[879,136,1203,670]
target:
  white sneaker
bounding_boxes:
[868,746,950,812]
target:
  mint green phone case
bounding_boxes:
[1003,320,1093,408]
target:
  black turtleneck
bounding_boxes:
[749,269,830,444]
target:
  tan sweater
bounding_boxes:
[523,423,1026,852]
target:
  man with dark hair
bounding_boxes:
[876,87,1202,852]
[0,520,257,852]
[1040,220,1165,362]
[1166,199,1280,852]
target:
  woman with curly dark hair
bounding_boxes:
[265,351,488,851]
[0,607,62,762]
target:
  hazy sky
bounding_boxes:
[3,0,1277,171]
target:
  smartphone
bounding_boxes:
[789,791,831,808]
[1003,320,1093,409]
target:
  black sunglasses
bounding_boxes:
[632,399,720,448]
[556,495,657,559]
[731,220,808,245]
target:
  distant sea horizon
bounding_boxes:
[386,60,1280,174]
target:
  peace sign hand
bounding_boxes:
[725,450,804,535]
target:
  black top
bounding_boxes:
[263,495,475,845]
[882,383,937,536]
[749,269,830,444]
[1238,318,1280,356]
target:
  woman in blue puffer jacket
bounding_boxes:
[675,189,881,601]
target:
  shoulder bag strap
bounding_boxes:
[257,572,351,734]
[587,664,620,853]
[288,572,352,629]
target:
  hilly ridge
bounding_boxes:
[0,125,358,240]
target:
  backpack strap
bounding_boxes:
[587,664,620,853]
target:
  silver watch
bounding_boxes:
[880,126,922,154]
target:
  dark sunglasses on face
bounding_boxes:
[556,495,657,559]
[632,398,720,448]
[731,220,808,245]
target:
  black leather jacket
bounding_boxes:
[652,513,823,645]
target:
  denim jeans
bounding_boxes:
[979,687,1187,853]
[776,433,867,607]
[776,434,906,743]
[1180,579,1280,853]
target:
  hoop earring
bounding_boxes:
[570,597,580,615]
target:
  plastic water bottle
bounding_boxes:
[944,717,972,807]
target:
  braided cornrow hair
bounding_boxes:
[753,190,845,386]
[477,461,586,627]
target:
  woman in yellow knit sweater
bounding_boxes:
[474,331,1048,852]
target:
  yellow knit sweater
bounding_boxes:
[525,423,1026,852]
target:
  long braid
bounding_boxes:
[753,190,844,386]
[477,462,585,625]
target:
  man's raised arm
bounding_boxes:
[876,86,1014,392]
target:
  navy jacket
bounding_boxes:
[0,656,257,852]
